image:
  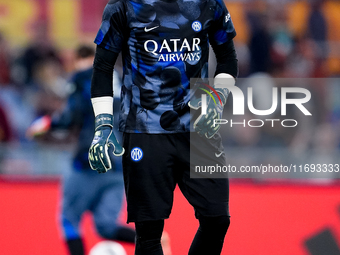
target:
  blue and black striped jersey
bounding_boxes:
[95,0,236,133]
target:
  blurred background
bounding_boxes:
[0,0,340,254]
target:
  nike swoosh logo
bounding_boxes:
[215,151,223,158]
[144,26,159,32]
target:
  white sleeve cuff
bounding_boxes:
[91,96,113,116]
[214,73,236,87]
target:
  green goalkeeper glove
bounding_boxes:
[189,86,229,139]
[88,114,124,173]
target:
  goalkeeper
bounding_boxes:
[89,0,238,254]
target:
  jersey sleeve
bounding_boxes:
[208,0,236,47]
[94,0,129,53]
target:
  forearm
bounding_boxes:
[211,39,238,79]
[91,46,119,116]
[211,40,238,104]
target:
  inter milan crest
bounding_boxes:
[192,21,202,32]
[131,147,143,161]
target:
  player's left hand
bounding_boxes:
[189,90,225,139]
[189,75,234,139]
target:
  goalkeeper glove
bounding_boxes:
[88,114,124,173]
[189,76,233,139]
[189,88,228,139]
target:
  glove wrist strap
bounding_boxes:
[215,88,229,106]
[95,114,113,130]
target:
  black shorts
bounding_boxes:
[122,132,229,223]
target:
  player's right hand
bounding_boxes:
[88,114,125,173]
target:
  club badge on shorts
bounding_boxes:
[131,147,143,162]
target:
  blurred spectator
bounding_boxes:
[28,57,71,116]
[17,22,72,117]
[7,21,69,126]
[268,4,293,77]
[0,85,36,141]
[0,32,13,142]
[14,21,62,86]
[307,0,328,60]
[246,6,272,75]
[0,32,11,85]
[0,105,12,142]
[0,104,12,173]
[285,0,329,78]
[286,36,316,78]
